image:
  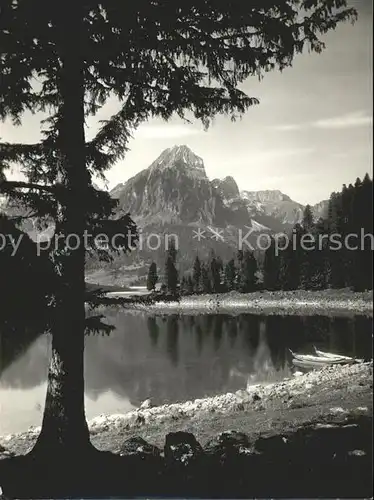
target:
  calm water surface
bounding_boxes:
[0,310,372,435]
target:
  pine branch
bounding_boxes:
[87,95,143,171]
[85,315,114,336]
[0,180,56,193]
[7,211,38,222]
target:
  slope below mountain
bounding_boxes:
[211,176,240,202]
[312,200,329,220]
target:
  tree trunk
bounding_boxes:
[32,5,91,457]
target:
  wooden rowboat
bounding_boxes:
[291,358,342,369]
[289,349,355,367]
[313,347,364,363]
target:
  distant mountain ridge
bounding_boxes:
[242,190,293,203]
[110,145,328,232]
[95,145,331,276]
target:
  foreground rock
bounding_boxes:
[0,414,371,498]
[164,431,203,467]
[204,430,254,460]
[0,444,13,461]
[119,436,161,460]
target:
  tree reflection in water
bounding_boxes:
[147,317,160,348]
[166,315,180,367]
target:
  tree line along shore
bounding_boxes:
[145,175,373,296]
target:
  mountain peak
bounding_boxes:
[171,144,192,153]
[149,144,206,177]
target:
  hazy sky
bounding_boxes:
[1,0,372,205]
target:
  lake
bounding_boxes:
[0,310,372,435]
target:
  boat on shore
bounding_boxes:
[289,349,357,369]
[313,347,364,363]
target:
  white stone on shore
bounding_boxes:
[329,407,348,414]
[139,398,154,410]
[356,406,369,412]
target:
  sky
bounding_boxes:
[1,0,372,205]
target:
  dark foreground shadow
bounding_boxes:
[0,415,372,499]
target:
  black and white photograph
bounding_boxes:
[0,0,372,498]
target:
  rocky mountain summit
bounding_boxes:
[111,145,227,227]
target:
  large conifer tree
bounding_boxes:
[147,262,158,291]
[238,250,258,292]
[209,252,223,293]
[263,238,280,291]
[192,255,202,293]
[302,204,314,232]
[165,240,178,293]
[224,258,237,292]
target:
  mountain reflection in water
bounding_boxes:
[0,310,372,435]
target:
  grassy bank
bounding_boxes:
[107,289,373,316]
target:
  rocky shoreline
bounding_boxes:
[1,361,372,457]
[111,289,373,316]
